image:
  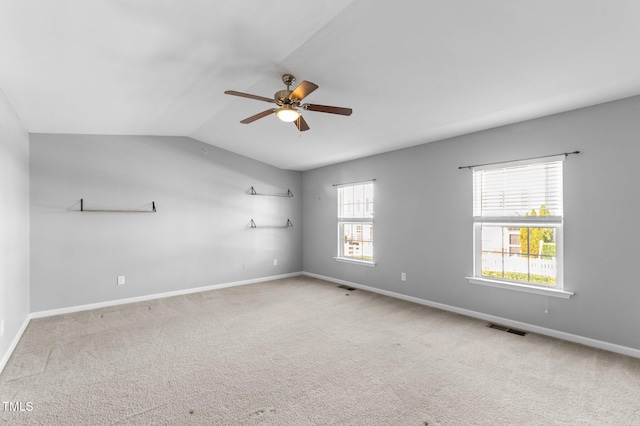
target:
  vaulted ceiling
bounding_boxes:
[2,1,640,170]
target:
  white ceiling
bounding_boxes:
[2,1,640,171]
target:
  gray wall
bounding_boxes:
[0,90,30,364]
[303,95,640,351]
[30,134,302,311]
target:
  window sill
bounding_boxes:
[334,257,376,267]
[466,277,573,299]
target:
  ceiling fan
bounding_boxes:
[224,74,352,132]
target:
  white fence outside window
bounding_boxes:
[482,253,557,277]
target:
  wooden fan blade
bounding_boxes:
[304,104,352,116]
[289,81,318,101]
[225,90,274,103]
[240,109,276,124]
[294,115,310,132]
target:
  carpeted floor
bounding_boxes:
[1,276,640,425]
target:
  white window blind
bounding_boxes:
[473,158,563,222]
[338,183,374,219]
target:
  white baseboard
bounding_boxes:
[302,271,640,360]
[2,273,303,375]
[7,270,637,377]
[30,272,303,319]
[0,315,30,376]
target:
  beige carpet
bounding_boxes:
[1,276,639,425]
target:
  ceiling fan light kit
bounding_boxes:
[224,74,352,132]
[276,105,300,122]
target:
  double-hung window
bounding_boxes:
[471,157,565,292]
[337,182,374,264]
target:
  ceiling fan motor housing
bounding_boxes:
[274,90,295,106]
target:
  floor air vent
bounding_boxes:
[487,323,527,336]
[337,285,356,291]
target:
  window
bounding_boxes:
[337,182,374,263]
[471,157,564,289]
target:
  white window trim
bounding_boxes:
[466,276,573,299]
[333,257,377,267]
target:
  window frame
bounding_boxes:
[335,181,375,266]
[467,156,572,298]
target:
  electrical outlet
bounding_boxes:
[401,272,407,281]
[273,259,278,266]
[117,276,125,285]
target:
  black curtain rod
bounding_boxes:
[332,179,376,187]
[458,151,580,170]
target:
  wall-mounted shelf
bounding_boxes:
[80,199,157,213]
[249,218,293,228]
[249,186,293,197]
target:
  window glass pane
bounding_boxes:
[364,183,374,218]
[360,241,373,260]
[480,225,503,254]
[343,186,354,205]
[344,203,354,218]
[353,185,365,218]
[353,185,364,205]
[353,199,363,218]
[341,223,352,257]
[481,225,556,285]
[340,222,373,260]
[339,186,353,218]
